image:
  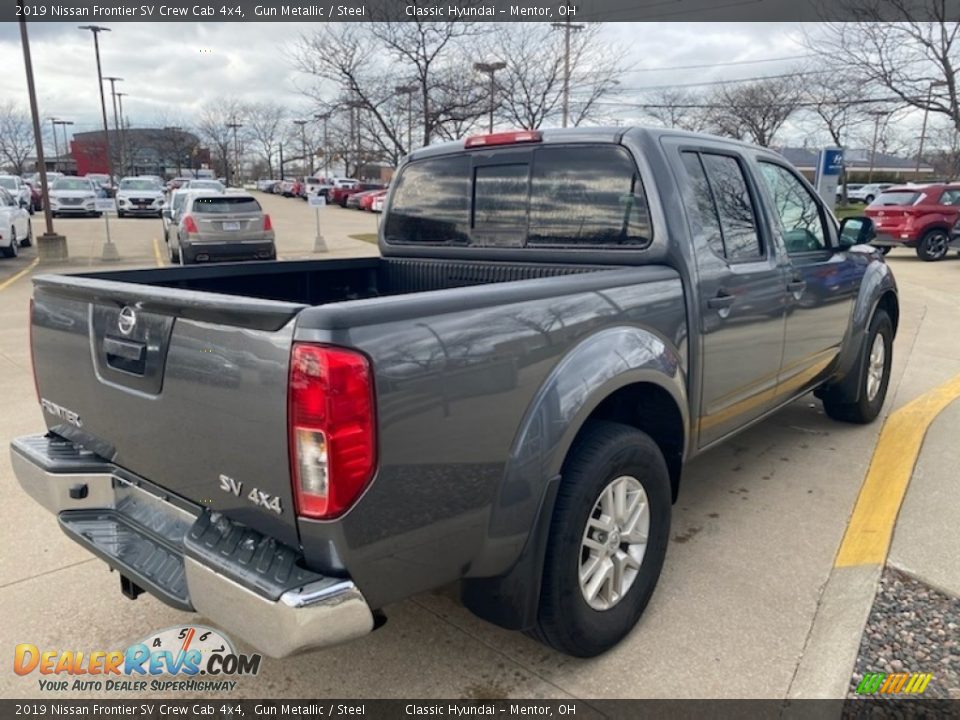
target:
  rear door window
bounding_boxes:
[527,146,651,247]
[192,196,262,214]
[698,153,763,261]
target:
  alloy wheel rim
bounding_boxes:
[579,475,650,611]
[866,333,886,403]
[928,232,948,257]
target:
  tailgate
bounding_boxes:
[29,274,304,546]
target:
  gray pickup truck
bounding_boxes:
[12,127,897,659]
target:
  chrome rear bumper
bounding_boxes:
[10,434,374,658]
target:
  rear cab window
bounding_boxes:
[384,144,652,249]
[873,191,922,206]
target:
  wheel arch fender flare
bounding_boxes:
[462,325,687,631]
[827,260,898,402]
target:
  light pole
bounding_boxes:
[79,24,118,260]
[226,122,242,185]
[915,80,950,177]
[54,120,73,173]
[393,85,416,152]
[867,110,887,184]
[49,118,60,172]
[293,119,309,176]
[551,16,584,128]
[314,113,331,178]
[20,4,67,260]
[103,76,123,173]
[346,99,364,178]
[115,91,128,173]
[473,63,506,134]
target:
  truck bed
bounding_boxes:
[81,256,609,307]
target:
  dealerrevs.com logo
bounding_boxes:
[14,626,262,693]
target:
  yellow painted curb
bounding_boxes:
[0,257,39,293]
[835,373,960,567]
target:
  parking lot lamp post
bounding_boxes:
[115,91,128,174]
[472,63,506,134]
[79,24,119,260]
[915,80,949,177]
[866,110,886,184]
[551,17,584,128]
[346,99,364,178]
[226,122,243,185]
[20,7,67,260]
[314,113,331,179]
[293,119,309,176]
[49,118,61,172]
[393,85,416,153]
[103,76,123,173]
[55,121,73,172]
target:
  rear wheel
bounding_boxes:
[168,239,180,264]
[823,310,893,424]
[916,229,950,261]
[865,194,875,204]
[2,228,18,258]
[530,421,671,657]
[20,221,32,247]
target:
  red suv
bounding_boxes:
[865,184,960,261]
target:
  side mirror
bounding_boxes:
[838,216,876,248]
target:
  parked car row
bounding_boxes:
[255,176,388,211]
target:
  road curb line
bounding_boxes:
[789,373,960,698]
[0,257,39,293]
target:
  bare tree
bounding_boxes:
[813,8,960,133]
[707,77,803,147]
[245,102,286,178]
[196,98,246,181]
[640,88,712,132]
[0,102,35,174]
[491,24,626,129]
[153,115,196,177]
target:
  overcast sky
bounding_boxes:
[0,21,931,148]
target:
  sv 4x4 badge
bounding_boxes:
[218,474,283,515]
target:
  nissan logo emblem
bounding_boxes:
[117,306,137,336]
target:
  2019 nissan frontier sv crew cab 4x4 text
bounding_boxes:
[12,127,898,659]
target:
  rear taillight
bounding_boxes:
[263,214,272,231]
[288,343,376,519]
[183,215,199,233]
[29,298,39,403]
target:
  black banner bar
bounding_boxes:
[7,0,960,23]
[3,699,959,720]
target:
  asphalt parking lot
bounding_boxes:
[1,195,958,699]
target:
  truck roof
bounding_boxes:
[406,125,769,163]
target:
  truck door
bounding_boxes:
[753,160,862,399]
[674,148,787,447]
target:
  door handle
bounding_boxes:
[786,278,806,293]
[707,292,736,310]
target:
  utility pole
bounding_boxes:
[79,24,118,260]
[551,16,584,128]
[226,122,242,185]
[20,4,67,260]
[393,85,417,153]
[314,113,331,178]
[103,76,123,174]
[279,142,284,180]
[293,119,309,176]
[472,63,506,134]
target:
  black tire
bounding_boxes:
[915,229,950,262]
[530,421,671,657]
[875,246,892,256]
[2,227,18,258]
[20,221,32,247]
[117,211,126,218]
[823,310,893,424]
[865,195,875,204]
[169,239,180,264]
